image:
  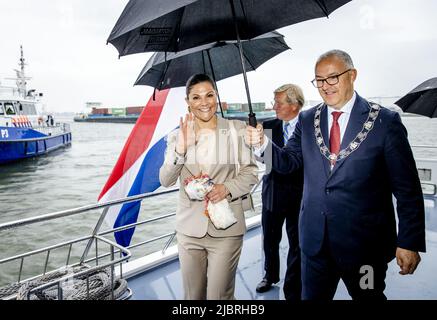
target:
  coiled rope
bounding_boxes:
[0,265,128,300]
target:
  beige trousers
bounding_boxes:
[177,232,243,300]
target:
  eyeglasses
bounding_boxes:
[270,99,290,107]
[311,69,351,88]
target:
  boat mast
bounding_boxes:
[15,45,31,98]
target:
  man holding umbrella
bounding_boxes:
[245,49,425,300]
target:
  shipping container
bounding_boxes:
[242,102,265,112]
[91,107,109,115]
[252,102,266,112]
[126,106,144,115]
[227,103,243,112]
[111,108,126,116]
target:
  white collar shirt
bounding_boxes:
[327,91,357,143]
[283,115,299,139]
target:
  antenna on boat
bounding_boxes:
[15,45,31,98]
[5,45,32,98]
[17,45,28,98]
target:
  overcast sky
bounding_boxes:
[1,0,436,112]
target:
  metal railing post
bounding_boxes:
[18,257,24,283]
[110,245,115,300]
[58,283,63,300]
[66,243,72,266]
[43,250,51,274]
[95,238,98,266]
[162,232,176,254]
[79,207,110,264]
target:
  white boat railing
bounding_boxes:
[0,175,263,300]
[0,186,175,299]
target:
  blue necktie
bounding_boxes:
[283,122,290,145]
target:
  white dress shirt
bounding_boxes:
[283,116,298,142]
[327,91,356,143]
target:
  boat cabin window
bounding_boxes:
[0,103,4,115]
[21,103,37,115]
[4,102,16,115]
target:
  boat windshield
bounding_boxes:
[4,102,16,115]
[0,103,4,115]
[21,102,37,115]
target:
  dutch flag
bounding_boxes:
[98,87,187,247]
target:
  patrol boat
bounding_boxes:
[0,46,72,165]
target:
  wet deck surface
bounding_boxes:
[128,196,437,300]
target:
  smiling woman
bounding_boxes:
[159,73,259,300]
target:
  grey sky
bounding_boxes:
[1,0,436,112]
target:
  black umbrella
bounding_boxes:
[107,0,352,125]
[108,0,351,55]
[135,31,289,117]
[135,31,289,89]
[395,77,437,118]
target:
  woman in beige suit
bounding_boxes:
[159,74,258,300]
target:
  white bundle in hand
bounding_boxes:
[184,175,214,200]
[183,174,237,229]
[207,200,237,230]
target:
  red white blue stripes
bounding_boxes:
[98,87,186,247]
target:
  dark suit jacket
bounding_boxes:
[262,118,303,212]
[270,93,426,266]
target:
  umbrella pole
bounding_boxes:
[229,0,257,127]
[206,50,225,118]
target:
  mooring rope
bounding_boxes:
[0,265,128,300]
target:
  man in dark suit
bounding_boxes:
[255,84,304,300]
[245,49,426,300]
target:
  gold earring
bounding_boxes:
[187,106,191,113]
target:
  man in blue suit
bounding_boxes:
[255,84,304,300]
[245,50,426,300]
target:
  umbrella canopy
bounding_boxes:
[134,31,290,89]
[107,0,351,126]
[395,77,437,118]
[107,0,351,56]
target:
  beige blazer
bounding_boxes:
[159,117,259,238]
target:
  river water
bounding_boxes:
[0,114,436,286]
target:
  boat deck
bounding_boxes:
[126,195,437,300]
